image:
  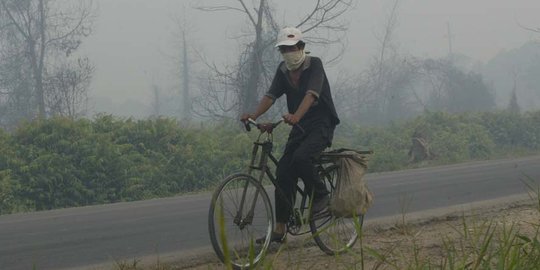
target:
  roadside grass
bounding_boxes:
[113,211,540,270]
[523,175,540,211]
[114,180,540,270]
[358,178,540,270]
[396,193,414,236]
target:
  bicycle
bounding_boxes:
[208,118,372,269]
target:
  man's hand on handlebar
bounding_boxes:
[240,114,258,132]
[282,114,300,125]
[240,113,256,123]
[240,114,303,134]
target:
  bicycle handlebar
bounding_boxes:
[244,118,306,134]
[244,118,283,133]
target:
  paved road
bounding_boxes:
[1,155,539,270]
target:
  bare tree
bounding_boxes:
[0,0,94,119]
[507,69,520,113]
[341,0,423,124]
[366,0,406,123]
[193,0,353,119]
[420,58,496,113]
[150,84,162,117]
[0,4,35,127]
[0,23,34,127]
[45,57,94,118]
[170,6,194,121]
[517,21,540,34]
[180,30,192,121]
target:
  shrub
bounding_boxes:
[1,111,539,214]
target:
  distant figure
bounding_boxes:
[408,130,432,163]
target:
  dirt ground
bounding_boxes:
[166,194,539,270]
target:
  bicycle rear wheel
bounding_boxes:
[310,165,363,255]
[208,173,274,269]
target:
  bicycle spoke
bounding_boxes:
[209,174,273,269]
[310,165,362,255]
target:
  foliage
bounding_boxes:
[340,110,538,171]
[479,111,540,150]
[0,111,539,214]
[409,112,496,161]
[348,124,410,172]
[422,59,496,113]
[483,41,540,111]
[0,129,23,214]
[0,115,257,213]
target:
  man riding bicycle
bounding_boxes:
[240,27,340,244]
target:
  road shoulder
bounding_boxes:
[131,193,540,269]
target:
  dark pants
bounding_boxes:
[274,120,333,223]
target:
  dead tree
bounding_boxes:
[45,57,94,118]
[170,6,194,122]
[0,0,94,119]
[507,69,520,114]
[193,0,353,119]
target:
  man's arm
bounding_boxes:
[241,95,274,121]
[283,92,316,125]
[252,96,274,119]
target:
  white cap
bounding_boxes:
[275,27,303,47]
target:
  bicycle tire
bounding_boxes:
[208,173,274,269]
[310,165,364,255]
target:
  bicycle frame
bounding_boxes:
[234,138,274,228]
[234,129,275,228]
[235,123,317,235]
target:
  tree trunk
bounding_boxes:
[182,31,191,121]
[240,0,265,116]
[36,0,46,117]
[28,38,46,118]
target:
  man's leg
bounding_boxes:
[254,149,298,243]
[267,124,331,239]
[255,148,296,244]
[274,150,297,226]
[291,128,330,206]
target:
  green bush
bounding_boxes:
[2,116,261,212]
[1,111,539,214]
[350,125,409,171]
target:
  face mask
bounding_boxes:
[282,50,305,71]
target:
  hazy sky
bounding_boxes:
[78,0,540,110]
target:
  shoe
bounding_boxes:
[255,231,286,244]
[311,195,330,214]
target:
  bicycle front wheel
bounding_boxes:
[310,165,363,255]
[208,173,274,269]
